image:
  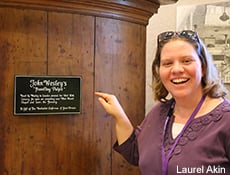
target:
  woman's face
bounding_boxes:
[159,39,203,99]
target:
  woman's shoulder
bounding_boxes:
[199,97,230,123]
[213,97,230,113]
[206,97,230,130]
[146,99,174,118]
[136,99,174,135]
[223,97,230,105]
[219,97,230,114]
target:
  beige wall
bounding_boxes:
[146,0,229,113]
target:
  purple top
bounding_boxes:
[114,98,230,175]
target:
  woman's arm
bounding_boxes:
[95,92,134,145]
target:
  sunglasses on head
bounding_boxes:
[157,30,200,46]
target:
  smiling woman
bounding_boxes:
[96,30,230,175]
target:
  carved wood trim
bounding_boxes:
[0,0,163,25]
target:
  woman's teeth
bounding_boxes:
[172,78,188,84]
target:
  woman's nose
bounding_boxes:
[171,62,184,74]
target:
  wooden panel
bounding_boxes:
[0,7,47,175]
[95,17,145,175]
[47,12,97,175]
[0,7,100,175]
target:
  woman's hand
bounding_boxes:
[95,92,126,119]
[95,92,134,145]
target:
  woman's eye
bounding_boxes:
[183,59,193,64]
[161,62,172,67]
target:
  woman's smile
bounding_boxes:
[171,78,189,84]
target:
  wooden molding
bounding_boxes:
[158,0,178,5]
[0,0,177,25]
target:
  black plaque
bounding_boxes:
[14,75,82,115]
